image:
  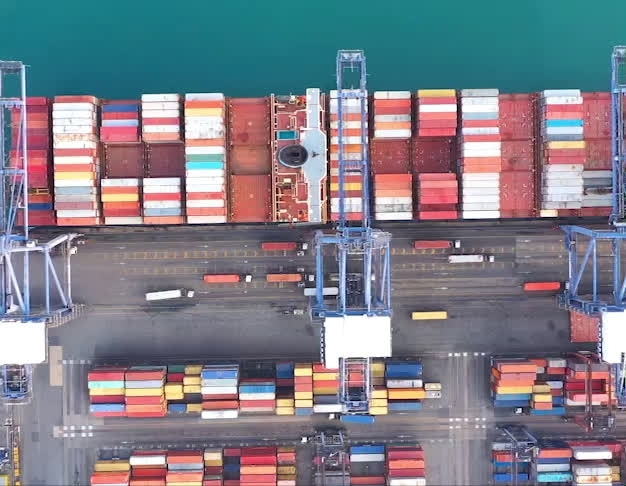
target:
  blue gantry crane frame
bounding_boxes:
[559,46,626,315]
[312,50,392,319]
[0,61,82,402]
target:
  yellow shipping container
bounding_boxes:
[388,389,426,400]
[101,194,139,203]
[494,385,533,394]
[278,474,297,481]
[89,388,125,396]
[277,466,297,475]
[295,399,313,408]
[294,366,312,377]
[204,459,223,467]
[417,89,456,97]
[612,472,621,482]
[294,391,313,400]
[183,375,201,386]
[165,384,183,393]
[165,393,184,401]
[547,141,586,149]
[183,384,201,394]
[276,407,295,415]
[313,387,338,395]
[370,398,388,407]
[532,384,551,393]
[185,108,224,117]
[313,372,339,381]
[611,466,620,475]
[371,361,385,377]
[185,365,202,375]
[54,171,95,180]
[94,460,130,472]
[276,398,294,407]
[372,387,388,399]
[532,394,552,403]
[330,182,362,191]
[412,311,447,320]
[204,448,222,458]
[369,406,389,415]
[124,388,164,397]
[278,446,296,453]
[186,403,203,413]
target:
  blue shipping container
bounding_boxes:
[239,385,276,393]
[295,407,313,416]
[536,457,571,465]
[102,119,140,128]
[168,403,187,413]
[102,103,139,113]
[388,401,422,412]
[530,407,565,416]
[544,119,583,128]
[350,445,385,455]
[494,393,532,401]
[201,369,239,379]
[537,472,572,483]
[90,404,125,413]
[185,161,225,170]
[28,203,53,211]
[552,396,564,406]
[340,415,375,424]
[386,363,422,378]
[493,400,530,408]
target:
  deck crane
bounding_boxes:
[558,46,626,416]
[0,61,82,403]
[312,50,392,416]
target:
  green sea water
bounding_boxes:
[2,0,626,98]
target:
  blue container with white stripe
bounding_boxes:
[350,445,385,455]
[201,367,239,379]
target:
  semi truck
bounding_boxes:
[303,287,339,297]
[414,239,461,249]
[145,289,195,301]
[448,254,495,264]
[203,274,252,284]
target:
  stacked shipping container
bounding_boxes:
[539,89,585,216]
[385,361,425,413]
[240,447,278,486]
[349,444,386,486]
[124,366,166,417]
[201,364,240,419]
[294,363,313,415]
[203,448,223,486]
[141,94,181,142]
[329,89,366,222]
[88,367,127,417]
[415,173,459,220]
[534,440,573,484]
[373,174,413,220]
[386,446,426,486]
[565,356,614,407]
[52,96,101,225]
[372,91,411,139]
[184,93,228,224]
[239,378,276,414]
[100,101,141,143]
[276,447,297,486]
[275,362,295,415]
[12,97,56,225]
[142,177,183,224]
[491,442,530,484]
[370,360,389,415]
[416,89,457,137]
[182,364,203,415]
[312,364,342,414]
[166,450,204,486]
[458,89,501,219]
[129,450,167,485]
[100,178,142,225]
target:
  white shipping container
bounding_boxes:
[185,129,225,140]
[374,114,411,123]
[329,89,365,98]
[460,104,499,113]
[460,186,493,197]
[462,202,501,211]
[142,185,181,194]
[143,125,180,134]
[425,382,442,391]
[141,93,180,102]
[375,212,412,220]
[544,127,584,136]
[582,197,612,207]
[386,379,423,388]
[201,379,238,387]
[186,184,224,193]
[546,380,564,389]
[185,199,224,209]
[313,404,344,414]
[201,410,239,420]
[187,215,227,224]
[142,101,180,111]
[461,88,499,97]
[185,93,225,101]
[143,201,181,209]
[349,453,386,463]
[462,142,501,150]
[462,149,501,158]
[185,146,225,155]
[53,133,98,143]
[201,386,238,395]
[141,109,180,119]
[329,152,361,161]
[375,197,412,205]
[104,217,143,225]
[418,104,457,113]
[536,464,571,473]
[461,96,498,105]
[56,210,99,218]
[542,201,583,210]
[53,125,96,135]
[52,102,97,111]
[53,117,96,126]
[129,454,167,466]
[52,140,98,150]
[462,210,501,219]
[101,178,140,187]
[462,195,500,204]
[185,115,224,125]
[462,172,501,181]
[572,464,611,476]
[374,91,411,99]
[543,164,584,173]
[277,480,296,486]
[54,179,97,187]
[331,136,363,145]
[54,155,97,165]
[374,129,412,138]
[52,111,97,121]
[143,177,181,186]
[542,89,581,98]
[330,121,364,130]
[539,209,558,217]
[462,127,500,135]
[389,478,426,486]
[239,393,275,401]
[186,169,224,178]
[542,96,583,105]
[583,170,612,178]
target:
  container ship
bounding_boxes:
[10,89,616,227]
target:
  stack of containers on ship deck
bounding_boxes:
[166,450,204,486]
[385,361,425,413]
[184,93,227,224]
[100,178,142,225]
[294,363,313,415]
[142,177,183,224]
[223,448,241,485]
[141,94,181,143]
[373,173,413,220]
[129,450,167,485]
[12,97,56,226]
[565,356,614,408]
[202,448,223,486]
[458,89,502,219]
[534,440,573,484]
[539,89,585,216]
[329,89,366,222]
[349,444,386,486]
[124,366,166,417]
[239,377,276,415]
[581,92,612,216]
[491,442,530,484]
[201,364,239,420]
[416,173,459,219]
[52,96,101,225]
[531,357,567,416]
[180,364,202,415]
[416,89,458,137]
[370,360,389,416]
[386,446,426,486]
[88,367,127,417]
[570,445,613,486]
[490,359,536,409]
[372,91,411,139]
[312,363,342,414]
[277,447,297,486]
[240,447,277,486]
[275,362,295,416]
[100,100,140,143]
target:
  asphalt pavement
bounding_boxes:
[8,220,614,485]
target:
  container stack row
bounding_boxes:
[201,364,240,419]
[349,444,386,486]
[100,178,142,225]
[294,363,314,416]
[239,378,276,414]
[203,448,224,486]
[276,447,297,486]
[124,366,167,418]
[184,93,228,224]
[491,443,530,484]
[141,94,181,143]
[416,89,457,137]
[275,362,295,415]
[415,173,459,220]
[239,447,278,486]
[386,446,426,486]
[165,450,204,486]
[372,91,412,139]
[88,367,127,417]
[539,89,585,216]
[385,361,425,413]
[373,173,413,220]
[329,89,366,222]
[52,96,101,226]
[312,363,342,414]
[571,444,614,486]
[458,89,501,220]
[565,356,614,407]
[370,360,389,415]
[100,100,141,143]
[534,440,573,484]
[142,177,183,224]
[12,97,56,226]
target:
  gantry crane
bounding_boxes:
[495,425,536,486]
[0,61,82,403]
[558,46,626,409]
[312,51,392,415]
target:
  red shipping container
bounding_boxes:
[499,94,533,140]
[501,140,534,171]
[570,311,600,343]
[54,95,98,104]
[388,459,425,469]
[500,171,535,218]
[102,111,139,120]
[101,127,141,143]
[582,92,611,139]
[143,192,181,202]
[91,411,127,418]
[238,474,276,483]
[387,449,425,460]
[223,448,242,457]
[387,468,425,478]
[585,139,612,170]
[202,480,223,486]
[142,117,179,126]
[89,395,125,404]
[350,477,386,485]
[145,142,185,178]
[418,96,456,105]
[202,394,239,400]
[91,472,131,485]
[412,137,455,173]
[125,395,164,405]
[166,372,184,382]
[241,447,276,455]
[204,466,223,474]
[125,370,165,380]
[202,400,239,410]
[418,211,458,220]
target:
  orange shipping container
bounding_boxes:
[496,362,537,373]
[388,459,425,469]
[240,465,277,475]
[266,274,302,283]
